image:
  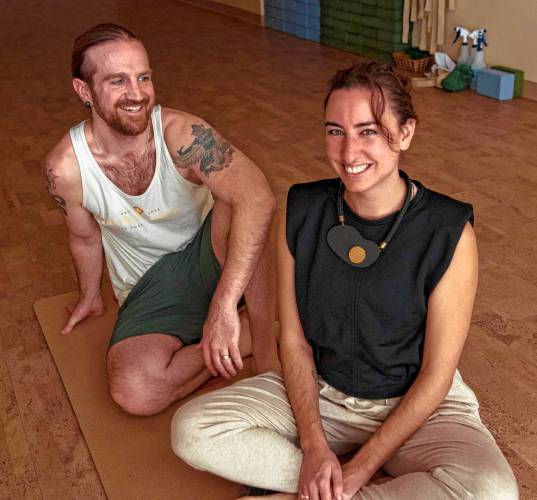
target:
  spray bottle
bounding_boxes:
[469,29,488,71]
[468,28,488,89]
[452,26,471,65]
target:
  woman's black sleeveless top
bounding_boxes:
[286,174,473,398]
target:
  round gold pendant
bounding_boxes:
[348,245,366,264]
[133,206,144,215]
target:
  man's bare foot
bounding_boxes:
[238,310,253,358]
[252,345,281,374]
[238,312,280,373]
[252,321,281,374]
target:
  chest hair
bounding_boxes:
[97,142,157,196]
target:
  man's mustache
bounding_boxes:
[116,98,150,107]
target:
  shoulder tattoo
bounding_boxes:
[43,165,67,216]
[174,124,234,176]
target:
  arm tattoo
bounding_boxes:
[44,166,67,216]
[174,124,234,176]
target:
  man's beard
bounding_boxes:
[93,96,153,136]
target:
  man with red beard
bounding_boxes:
[44,23,279,416]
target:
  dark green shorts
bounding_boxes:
[110,212,221,348]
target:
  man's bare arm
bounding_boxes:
[44,142,105,334]
[167,112,276,377]
[172,120,275,305]
[44,164,68,216]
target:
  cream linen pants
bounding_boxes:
[172,371,518,499]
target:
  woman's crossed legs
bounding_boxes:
[171,371,517,499]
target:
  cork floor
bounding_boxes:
[1,0,537,498]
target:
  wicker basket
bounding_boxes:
[392,51,433,74]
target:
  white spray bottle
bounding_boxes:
[468,28,488,89]
[453,26,471,65]
[470,29,488,71]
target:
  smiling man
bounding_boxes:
[44,23,279,416]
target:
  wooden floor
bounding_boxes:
[1,0,537,498]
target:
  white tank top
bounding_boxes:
[70,105,214,304]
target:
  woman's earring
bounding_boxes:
[84,101,91,108]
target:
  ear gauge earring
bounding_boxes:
[84,101,91,108]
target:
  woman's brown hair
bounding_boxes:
[325,61,418,145]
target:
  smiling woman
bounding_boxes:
[171,61,519,500]
[323,63,416,218]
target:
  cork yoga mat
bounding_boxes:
[34,285,254,500]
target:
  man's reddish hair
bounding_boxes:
[71,23,139,81]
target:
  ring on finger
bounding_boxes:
[301,496,310,500]
[221,354,231,360]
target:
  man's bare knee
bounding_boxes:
[108,363,168,416]
[107,346,170,416]
[107,334,208,414]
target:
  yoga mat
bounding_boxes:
[34,284,253,500]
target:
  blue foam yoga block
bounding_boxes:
[476,69,515,101]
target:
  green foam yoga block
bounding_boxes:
[490,65,524,98]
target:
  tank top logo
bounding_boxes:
[102,206,182,230]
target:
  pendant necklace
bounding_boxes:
[326,171,414,268]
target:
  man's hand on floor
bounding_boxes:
[60,294,105,334]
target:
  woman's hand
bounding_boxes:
[340,461,374,500]
[299,444,343,500]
